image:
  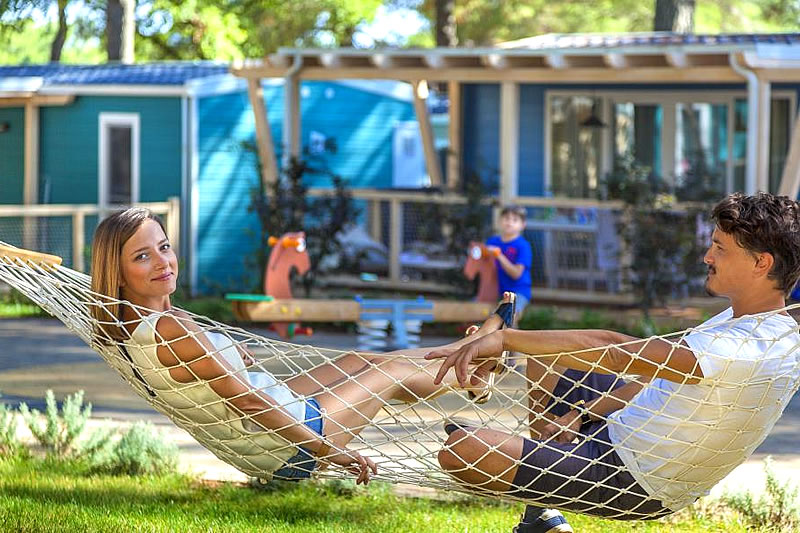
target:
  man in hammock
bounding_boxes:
[427,192,800,531]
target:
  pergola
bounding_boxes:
[232,32,800,202]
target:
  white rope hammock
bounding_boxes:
[1,240,799,521]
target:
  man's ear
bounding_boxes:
[754,252,775,278]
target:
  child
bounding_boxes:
[486,205,532,324]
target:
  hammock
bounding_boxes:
[1,240,799,521]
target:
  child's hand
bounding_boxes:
[486,245,501,257]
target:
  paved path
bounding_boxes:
[1,317,799,499]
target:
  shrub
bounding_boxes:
[93,421,179,476]
[721,457,799,531]
[0,395,20,457]
[19,390,114,459]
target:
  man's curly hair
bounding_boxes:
[712,192,800,294]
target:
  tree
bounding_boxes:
[654,0,695,32]
[434,0,456,47]
[49,0,68,61]
[106,0,135,62]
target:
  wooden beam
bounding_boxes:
[230,298,494,323]
[411,80,443,187]
[231,65,747,83]
[446,81,461,190]
[778,108,800,199]
[499,82,519,205]
[603,53,628,69]
[545,54,568,69]
[0,94,74,108]
[665,52,689,68]
[246,78,278,186]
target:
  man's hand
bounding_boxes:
[538,410,583,444]
[325,447,378,485]
[425,330,505,387]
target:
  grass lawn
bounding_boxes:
[0,456,759,533]
[0,302,44,318]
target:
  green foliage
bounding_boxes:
[0,395,20,457]
[18,390,114,459]
[92,422,179,476]
[721,457,800,531]
[600,156,711,316]
[0,288,46,318]
[247,154,360,296]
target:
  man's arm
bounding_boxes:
[427,328,703,385]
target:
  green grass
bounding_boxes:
[0,456,762,532]
[0,302,44,318]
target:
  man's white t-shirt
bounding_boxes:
[607,308,800,511]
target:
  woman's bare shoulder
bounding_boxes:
[153,310,202,341]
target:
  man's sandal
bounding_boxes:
[465,293,516,404]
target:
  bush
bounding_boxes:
[721,457,800,531]
[0,395,20,457]
[93,421,179,476]
[19,390,114,459]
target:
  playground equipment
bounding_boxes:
[263,232,312,338]
[237,233,498,349]
[463,241,499,303]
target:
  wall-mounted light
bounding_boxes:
[0,122,9,134]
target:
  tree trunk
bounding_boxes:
[654,0,695,33]
[107,0,135,63]
[435,0,457,47]
[49,0,68,62]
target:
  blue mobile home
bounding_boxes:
[239,33,800,293]
[0,63,416,293]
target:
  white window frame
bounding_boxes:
[98,112,140,207]
[544,89,796,196]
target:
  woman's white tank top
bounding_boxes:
[125,313,304,478]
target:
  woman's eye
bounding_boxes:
[160,243,171,251]
[135,253,148,261]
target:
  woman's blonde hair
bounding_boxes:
[90,207,166,342]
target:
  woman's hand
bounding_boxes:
[425,330,505,387]
[538,410,583,444]
[325,447,378,485]
[236,345,257,367]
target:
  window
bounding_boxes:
[98,113,139,205]
[547,91,795,199]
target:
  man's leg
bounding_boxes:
[438,425,670,522]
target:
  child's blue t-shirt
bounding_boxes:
[486,234,532,299]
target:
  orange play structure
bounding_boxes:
[463,241,499,303]
[231,232,499,339]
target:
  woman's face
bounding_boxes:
[119,219,178,306]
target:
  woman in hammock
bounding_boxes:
[427,192,800,530]
[89,207,512,486]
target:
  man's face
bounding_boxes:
[703,227,763,297]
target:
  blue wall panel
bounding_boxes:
[462,84,500,194]
[0,107,25,204]
[195,81,414,293]
[39,95,182,204]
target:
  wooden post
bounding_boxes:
[23,102,39,250]
[389,198,402,283]
[778,108,800,200]
[167,195,181,255]
[411,80,443,187]
[246,78,278,186]
[72,212,85,272]
[369,199,383,243]
[446,80,461,190]
[499,82,519,205]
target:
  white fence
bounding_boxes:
[0,198,180,273]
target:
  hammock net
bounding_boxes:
[1,240,799,520]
